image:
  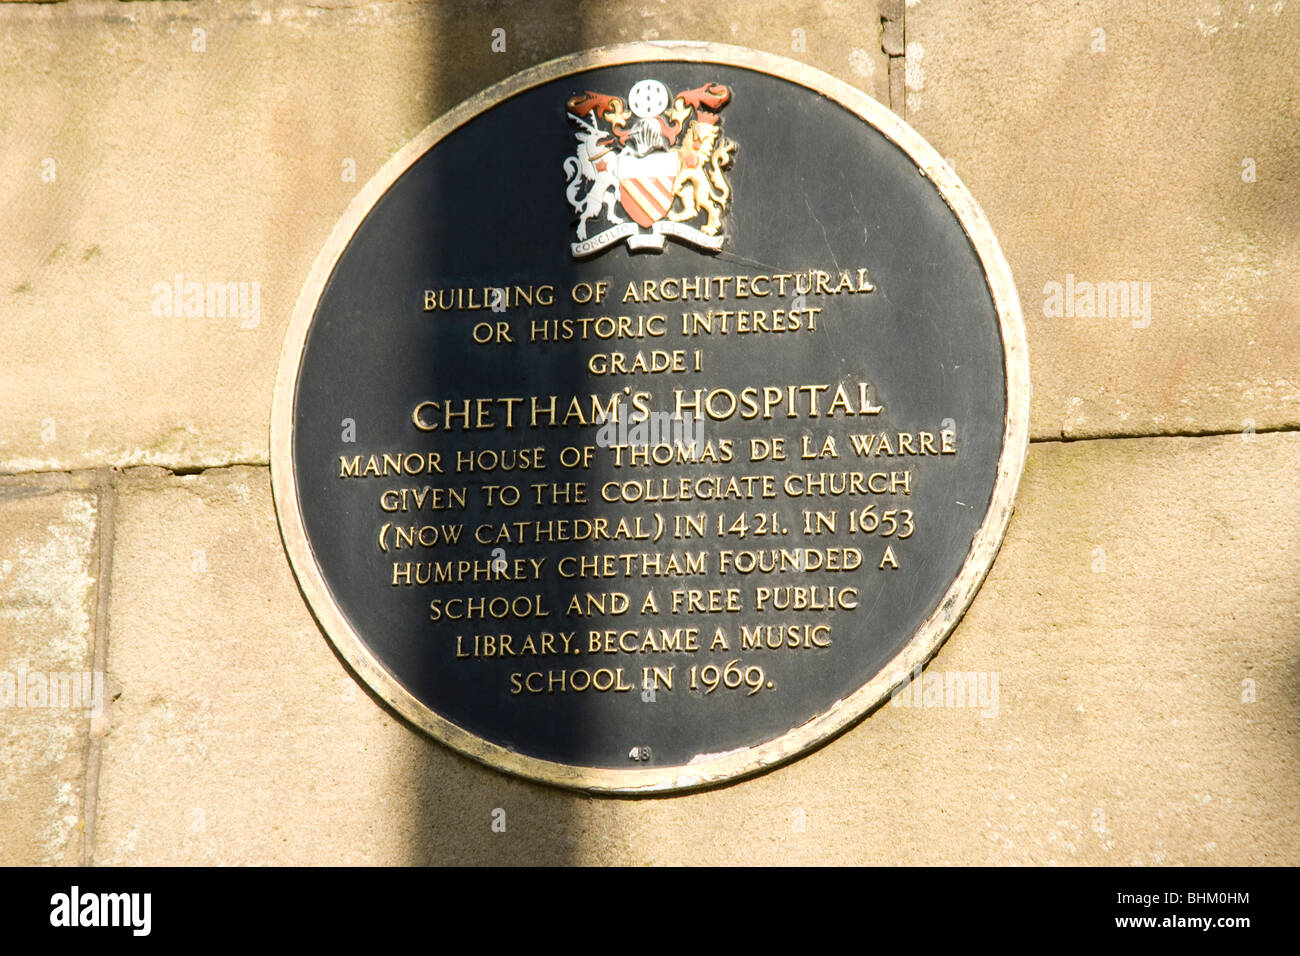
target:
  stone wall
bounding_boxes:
[1,0,1295,864]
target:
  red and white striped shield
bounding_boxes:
[616,150,681,228]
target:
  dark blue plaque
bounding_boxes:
[271,44,1029,792]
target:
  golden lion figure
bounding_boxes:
[668,120,737,236]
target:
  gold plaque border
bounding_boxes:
[270,42,1031,795]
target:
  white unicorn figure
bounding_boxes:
[563,111,624,240]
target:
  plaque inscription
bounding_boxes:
[271,44,1029,792]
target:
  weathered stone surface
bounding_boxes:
[0,0,887,475]
[95,432,1300,864]
[94,466,576,864]
[0,475,100,865]
[907,0,1300,440]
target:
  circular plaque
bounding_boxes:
[271,43,1029,793]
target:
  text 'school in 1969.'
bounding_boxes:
[270,43,1029,794]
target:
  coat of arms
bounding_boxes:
[564,79,737,257]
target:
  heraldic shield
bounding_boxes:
[617,150,681,228]
[565,78,736,256]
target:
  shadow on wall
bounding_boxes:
[388,2,624,867]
